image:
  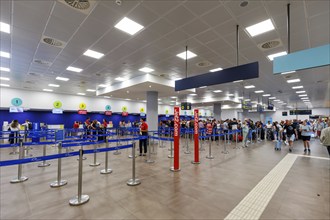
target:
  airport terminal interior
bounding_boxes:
[0,0,329,219]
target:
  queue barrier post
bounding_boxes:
[168,139,173,158]
[206,136,214,159]
[113,140,121,155]
[10,140,29,183]
[145,136,155,163]
[89,141,101,167]
[69,149,89,206]
[127,142,141,186]
[101,139,113,174]
[77,144,87,161]
[9,132,19,155]
[184,130,191,154]
[222,133,229,154]
[38,145,51,167]
[50,142,68,187]
[151,133,156,155]
[199,135,205,151]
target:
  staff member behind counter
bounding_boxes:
[139,118,148,156]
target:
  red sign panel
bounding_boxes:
[173,106,180,170]
[105,111,112,116]
[78,110,87,115]
[194,109,199,163]
[122,112,128,116]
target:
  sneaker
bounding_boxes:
[289,148,292,152]
[143,153,146,156]
[304,149,307,153]
[139,154,142,156]
[308,149,311,153]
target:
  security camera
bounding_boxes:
[115,0,122,6]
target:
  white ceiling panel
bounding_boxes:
[127,5,159,27]
[147,18,176,38]
[0,0,12,23]
[200,6,232,27]
[165,5,196,28]
[181,19,210,37]
[183,1,221,16]
[52,1,87,24]
[88,3,121,28]
[143,1,181,16]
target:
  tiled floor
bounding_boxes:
[1,137,329,219]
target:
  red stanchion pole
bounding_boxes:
[192,109,200,164]
[170,106,181,172]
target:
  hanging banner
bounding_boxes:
[171,106,180,172]
[52,109,63,114]
[192,109,200,164]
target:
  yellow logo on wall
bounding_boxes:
[122,106,127,112]
[140,107,145,113]
[53,101,62,109]
[165,109,169,114]
[79,102,86,110]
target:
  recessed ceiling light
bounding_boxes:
[287,79,300,83]
[114,17,144,35]
[281,71,296,75]
[104,96,110,98]
[189,94,197,96]
[254,90,264,93]
[296,90,306,94]
[303,100,310,102]
[170,100,176,102]
[48,84,60,87]
[171,96,177,99]
[244,85,255,89]
[233,80,243,83]
[0,51,10,58]
[298,94,307,97]
[0,22,10,34]
[86,89,96,92]
[273,99,280,102]
[115,77,127,81]
[209,67,223,72]
[0,67,10,72]
[301,97,309,100]
[158,98,162,101]
[43,89,53,92]
[67,66,83,72]
[199,86,207,88]
[83,49,104,59]
[244,99,251,101]
[125,98,131,101]
[245,19,275,37]
[227,94,234,96]
[262,94,271,97]
[292,86,303,89]
[139,67,154,73]
[0,77,10,81]
[267,51,287,61]
[98,84,107,87]
[213,90,222,93]
[0,83,10,87]
[269,97,276,99]
[176,50,197,60]
[56,77,69,81]
[77,93,85,96]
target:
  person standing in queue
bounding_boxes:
[300,120,312,153]
[139,118,148,156]
[320,120,330,156]
[283,120,298,152]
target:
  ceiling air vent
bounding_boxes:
[196,61,212,68]
[34,59,52,66]
[258,39,282,51]
[42,36,65,48]
[64,0,90,10]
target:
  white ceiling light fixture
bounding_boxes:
[287,78,300,83]
[83,49,104,59]
[262,94,271,97]
[171,96,177,99]
[245,19,275,37]
[77,93,85,96]
[98,84,107,87]
[56,76,69,81]
[115,77,127,81]
[281,71,296,75]
[273,99,280,102]
[0,67,10,72]
[199,86,207,88]
[139,67,154,73]
[244,99,251,101]
[213,90,222,93]
[301,97,309,100]
[67,66,83,73]
[244,85,255,89]
[209,67,223,72]
[233,80,243,83]
[0,22,10,34]
[189,94,197,96]
[48,84,60,87]
[114,17,144,35]
[0,83,10,87]
[298,94,308,97]
[254,90,264,93]
[125,98,131,101]
[269,97,276,99]
[227,94,234,96]
[43,89,53,92]
[0,51,10,58]
[267,51,287,61]
[295,90,306,94]
[86,89,96,92]
[176,50,197,60]
[292,86,303,89]
[0,77,10,81]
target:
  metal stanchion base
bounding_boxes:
[128,155,138,158]
[221,150,229,154]
[38,162,51,167]
[69,195,90,206]
[206,155,215,159]
[145,159,155,163]
[89,162,101,167]
[184,150,191,154]
[168,155,174,158]
[9,151,19,155]
[127,178,141,186]
[10,176,28,183]
[191,161,201,164]
[151,151,157,155]
[50,180,68,188]
[159,145,166,148]
[113,151,121,155]
[77,157,87,161]
[100,168,113,174]
[170,167,181,172]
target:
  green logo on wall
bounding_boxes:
[53,101,62,109]
[11,98,22,107]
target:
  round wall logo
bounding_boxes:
[79,102,86,110]
[53,101,62,109]
[165,109,169,114]
[11,98,22,107]
[140,107,145,113]
[121,106,127,112]
[105,105,111,111]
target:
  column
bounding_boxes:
[147,91,158,131]
[213,103,221,120]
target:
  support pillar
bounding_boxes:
[146,91,158,132]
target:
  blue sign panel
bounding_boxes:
[175,62,258,91]
[55,130,64,141]
[273,44,330,74]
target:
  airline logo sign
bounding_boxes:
[194,109,199,135]
[174,107,180,137]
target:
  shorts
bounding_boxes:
[287,134,295,142]
[301,136,311,141]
